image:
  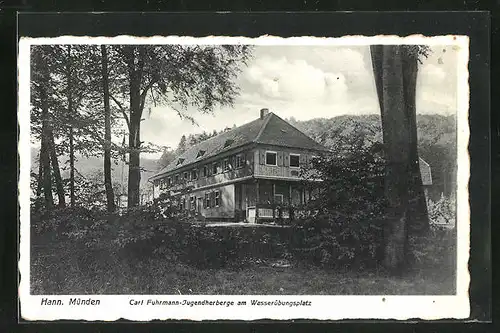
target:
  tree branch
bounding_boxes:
[139,78,157,112]
[109,94,130,130]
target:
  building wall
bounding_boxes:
[181,183,236,219]
[253,145,321,180]
[153,148,255,199]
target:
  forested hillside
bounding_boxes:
[288,113,457,199]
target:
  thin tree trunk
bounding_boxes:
[39,50,54,208]
[125,46,145,208]
[36,149,43,197]
[101,45,116,212]
[48,128,66,207]
[370,45,429,273]
[40,133,53,208]
[66,45,76,207]
[127,99,141,208]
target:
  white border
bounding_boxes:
[18,35,470,321]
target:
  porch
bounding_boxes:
[238,179,318,224]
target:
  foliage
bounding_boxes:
[427,194,456,226]
[288,131,387,270]
[289,113,457,199]
[408,225,456,271]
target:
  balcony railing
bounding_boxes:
[247,203,305,224]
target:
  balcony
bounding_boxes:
[162,165,252,193]
[247,203,306,224]
[254,165,301,179]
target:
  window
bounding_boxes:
[265,151,277,166]
[180,197,186,210]
[177,158,185,165]
[183,171,189,180]
[212,162,219,175]
[215,191,221,207]
[175,174,179,183]
[223,159,230,172]
[204,192,210,208]
[196,150,206,158]
[203,165,208,177]
[290,154,300,168]
[235,154,244,168]
[167,177,172,186]
[190,196,196,210]
[191,169,198,180]
[274,194,284,204]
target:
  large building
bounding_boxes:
[149,109,329,223]
[149,108,433,223]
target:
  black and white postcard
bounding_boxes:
[18,35,470,321]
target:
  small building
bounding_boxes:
[149,109,329,223]
[419,157,433,200]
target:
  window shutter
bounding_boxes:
[277,151,284,166]
[299,153,307,166]
[259,150,265,165]
[284,152,289,166]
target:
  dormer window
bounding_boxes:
[224,139,234,148]
[196,150,206,158]
[177,158,185,165]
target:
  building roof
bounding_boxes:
[419,157,432,186]
[151,112,329,179]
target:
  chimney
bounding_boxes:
[260,108,269,119]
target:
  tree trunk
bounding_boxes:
[401,49,429,233]
[66,45,76,207]
[370,45,429,273]
[36,149,43,197]
[48,128,66,207]
[101,45,116,212]
[40,132,53,208]
[125,46,145,208]
[39,51,54,209]
[127,99,141,208]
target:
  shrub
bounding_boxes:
[408,225,456,273]
[290,134,387,270]
[427,194,456,227]
[290,214,384,270]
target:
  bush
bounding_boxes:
[290,214,384,270]
[289,134,387,270]
[427,194,456,226]
[408,225,456,272]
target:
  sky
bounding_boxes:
[139,44,459,158]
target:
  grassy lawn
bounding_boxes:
[31,237,455,296]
